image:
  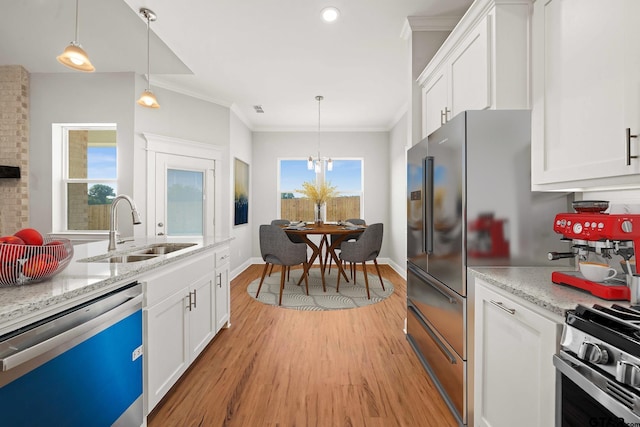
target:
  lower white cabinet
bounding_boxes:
[214,246,230,332]
[474,279,562,427]
[143,249,220,413]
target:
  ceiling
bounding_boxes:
[0,0,472,131]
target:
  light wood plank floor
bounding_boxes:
[148,264,458,427]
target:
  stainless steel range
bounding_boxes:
[554,304,640,425]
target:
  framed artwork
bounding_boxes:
[234,158,249,226]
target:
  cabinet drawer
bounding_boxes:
[215,247,230,268]
[407,305,465,422]
[143,251,215,307]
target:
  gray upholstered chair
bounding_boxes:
[336,223,384,299]
[256,224,309,305]
[326,218,366,274]
[269,219,306,279]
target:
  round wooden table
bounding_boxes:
[284,223,364,289]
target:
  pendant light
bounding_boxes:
[56,0,95,72]
[137,8,160,109]
[307,95,332,172]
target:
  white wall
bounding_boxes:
[389,113,409,275]
[132,76,232,238]
[251,131,390,259]
[229,111,253,276]
[29,72,233,242]
[29,72,136,235]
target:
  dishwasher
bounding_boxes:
[0,282,143,427]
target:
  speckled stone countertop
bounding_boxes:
[468,266,626,317]
[0,236,232,334]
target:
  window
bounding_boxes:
[278,158,363,222]
[53,124,117,232]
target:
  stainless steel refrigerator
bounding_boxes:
[406,110,572,426]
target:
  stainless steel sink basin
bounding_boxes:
[97,254,159,263]
[131,243,197,255]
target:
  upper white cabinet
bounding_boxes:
[474,278,562,427]
[531,0,640,190]
[418,0,531,138]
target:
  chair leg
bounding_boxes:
[373,259,385,291]
[362,262,370,299]
[267,263,274,277]
[336,263,342,292]
[302,262,309,295]
[279,265,286,306]
[255,263,270,298]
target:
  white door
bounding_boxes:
[154,153,215,237]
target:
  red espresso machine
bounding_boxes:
[548,201,639,301]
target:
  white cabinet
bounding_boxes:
[214,246,230,332]
[474,279,562,427]
[418,0,531,138]
[531,0,640,190]
[143,250,218,413]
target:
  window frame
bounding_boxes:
[277,157,364,222]
[52,123,118,237]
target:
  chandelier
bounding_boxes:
[307,95,333,173]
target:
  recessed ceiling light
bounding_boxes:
[321,7,340,23]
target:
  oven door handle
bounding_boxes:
[553,352,640,422]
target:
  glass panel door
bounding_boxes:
[155,153,214,237]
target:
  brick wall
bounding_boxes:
[0,66,29,236]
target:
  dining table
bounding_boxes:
[283,222,365,290]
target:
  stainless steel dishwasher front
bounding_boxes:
[0,282,143,427]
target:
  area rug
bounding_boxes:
[247,267,394,311]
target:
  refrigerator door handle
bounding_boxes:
[425,156,434,255]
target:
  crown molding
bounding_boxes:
[151,76,233,107]
[400,16,462,39]
[230,104,255,131]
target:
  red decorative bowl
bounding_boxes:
[0,238,74,286]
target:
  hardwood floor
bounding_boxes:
[147,264,458,427]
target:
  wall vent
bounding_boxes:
[253,105,264,113]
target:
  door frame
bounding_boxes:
[143,133,223,237]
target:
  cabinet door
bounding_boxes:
[188,274,216,360]
[145,288,189,412]
[474,280,561,427]
[450,15,490,116]
[532,0,640,187]
[215,266,230,332]
[422,68,449,138]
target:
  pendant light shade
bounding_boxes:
[137,89,160,108]
[137,8,160,109]
[57,0,95,72]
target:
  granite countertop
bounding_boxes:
[0,236,232,333]
[469,266,626,318]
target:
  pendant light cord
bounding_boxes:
[145,14,150,90]
[74,0,80,41]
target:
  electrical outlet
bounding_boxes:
[132,345,143,361]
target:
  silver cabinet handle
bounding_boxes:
[440,109,446,125]
[217,273,222,288]
[444,107,451,122]
[186,293,192,311]
[489,299,515,315]
[626,128,638,166]
[192,289,197,309]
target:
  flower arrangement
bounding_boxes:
[295,180,338,205]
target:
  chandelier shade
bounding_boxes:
[308,95,332,172]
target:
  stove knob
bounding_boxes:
[578,341,609,364]
[622,220,633,233]
[616,361,640,387]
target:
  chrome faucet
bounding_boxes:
[108,195,142,251]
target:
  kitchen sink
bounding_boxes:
[130,243,197,255]
[97,254,159,263]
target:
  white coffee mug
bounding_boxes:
[579,262,617,282]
